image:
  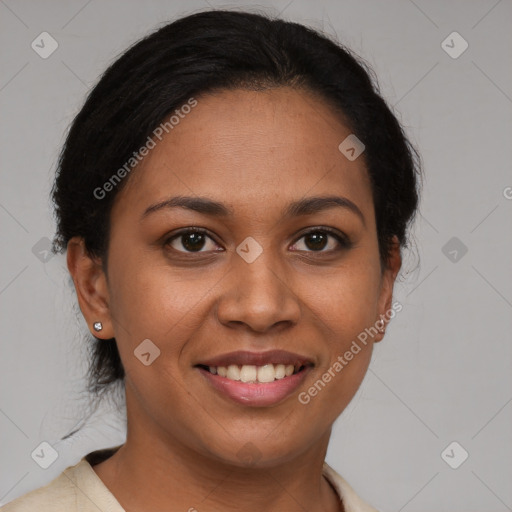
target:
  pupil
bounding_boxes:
[305,232,327,251]
[183,232,205,251]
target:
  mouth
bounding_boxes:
[196,362,309,383]
[194,350,314,406]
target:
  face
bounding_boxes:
[70,87,401,468]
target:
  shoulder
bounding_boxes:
[1,451,124,512]
[0,462,83,511]
[323,462,381,512]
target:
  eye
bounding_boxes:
[164,228,221,253]
[290,228,351,253]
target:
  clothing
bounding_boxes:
[1,445,379,512]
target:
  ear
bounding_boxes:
[374,235,402,342]
[66,236,114,339]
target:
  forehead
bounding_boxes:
[112,87,374,223]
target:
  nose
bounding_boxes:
[215,251,301,334]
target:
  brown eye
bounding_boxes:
[165,229,219,253]
[303,232,329,251]
[290,228,351,253]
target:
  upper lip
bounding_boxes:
[196,350,314,368]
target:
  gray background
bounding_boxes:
[1,1,511,511]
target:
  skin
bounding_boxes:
[67,87,401,512]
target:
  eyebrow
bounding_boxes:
[141,195,365,226]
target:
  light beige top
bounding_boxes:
[1,445,379,512]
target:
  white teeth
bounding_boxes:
[207,363,305,383]
[257,364,276,383]
[226,364,241,380]
[240,365,257,383]
[275,364,286,379]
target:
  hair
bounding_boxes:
[50,9,422,438]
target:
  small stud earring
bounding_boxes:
[376,318,385,333]
[93,322,103,332]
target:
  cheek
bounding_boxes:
[299,336,373,426]
[298,257,379,397]
[312,259,379,413]
[106,261,209,382]
[108,256,202,332]
[304,259,381,337]
[109,266,202,411]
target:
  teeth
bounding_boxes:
[206,363,304,383]
[240,365,257,383]
[275,364,286,379]
[226,364,241,381]
[257,364,276,383]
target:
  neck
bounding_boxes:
[93,391,342,512]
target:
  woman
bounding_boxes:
[2,9,420,512]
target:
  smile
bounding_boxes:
[195,350,314,406]
[198,362,306,383]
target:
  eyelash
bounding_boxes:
[163,227,352,254]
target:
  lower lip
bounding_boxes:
[197,366,311,407]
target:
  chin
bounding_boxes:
[196,428,315,470]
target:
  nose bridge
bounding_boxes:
[216,241,300,332]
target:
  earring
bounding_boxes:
[376,318,385,332]
[93,322,103,332]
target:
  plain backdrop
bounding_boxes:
[1,1,511,511]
